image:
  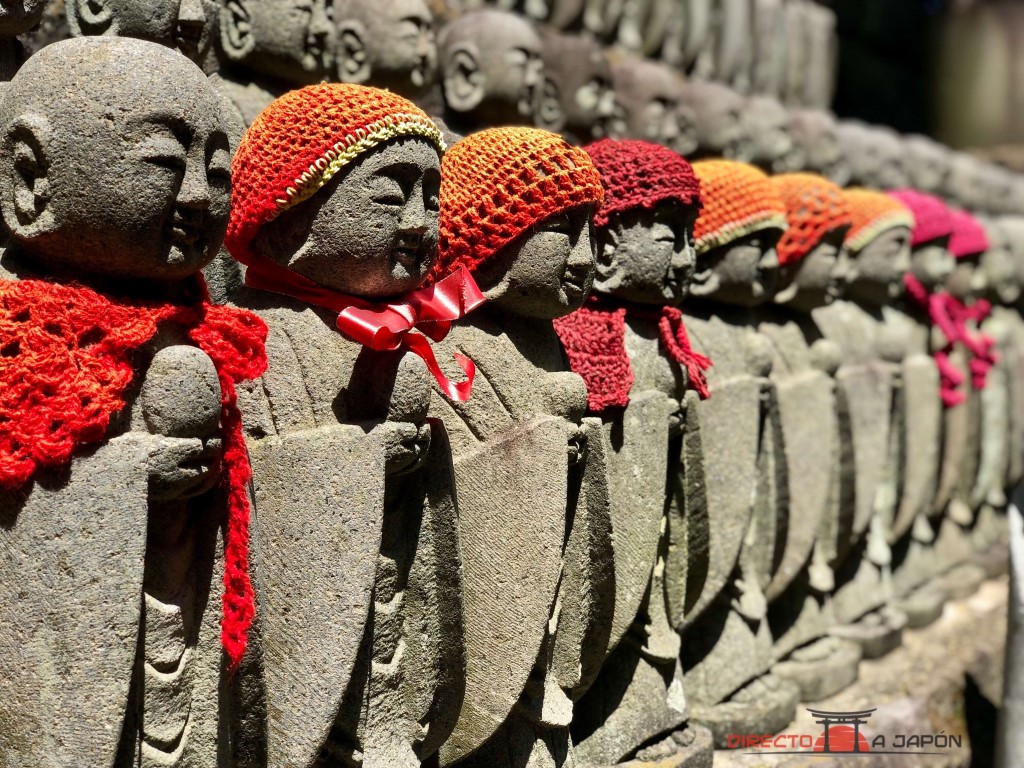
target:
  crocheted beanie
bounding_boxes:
[842,189,915,254]
[226,83,445,267]
[432,126,604,281]
[948,208,990,259]
[888,189,953,247]
[583,138,702,228]
[771,173,851,266]
[691,160,787,256]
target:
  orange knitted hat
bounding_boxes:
[691,160,787,256]
[226,83,445,267]
[431,127,604,281]
[842,188,915,254]
[771,173,851,266]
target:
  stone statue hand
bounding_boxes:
[144,434,222,501]
[567,423,589,466]
[668,400,687,437]
[374,421,432,476]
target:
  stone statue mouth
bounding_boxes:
[392,235,426,270]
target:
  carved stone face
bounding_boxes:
[0,0,44,37]
[220,0,335,85]
[679,81,750,161]
[68,0,218,71]
[595,201,699,305]
[475,205,596,319]
[903,134,949,194]
[777,229,846,311]
[784,110,849,186]
[745,96,793,173]
[909,237,955,292]
[0,38,232,283]
[609,58,680,145]
[841,226,912,306]
[254,137,441,298]
[691,228,782,307]
[944,255,987,303]
[539,31,615,141]
[671,104,700,157]
[335,0,437,100]
[980,225,1021,305]
[439,10,543,127]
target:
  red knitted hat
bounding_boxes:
[771,173,851,266]
[948,208,990,259]
[843,189,915,254]
[888,189,954,247]
[226,83,445,267]
[432,127,604,281]
[583,138,702,228]
[691,160,787,256]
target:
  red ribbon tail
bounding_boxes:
[402,332,476,402]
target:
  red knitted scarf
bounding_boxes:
[903,274,966,407]
[944,294,997,390]
[0,276,268,670]
[553,296,711,414]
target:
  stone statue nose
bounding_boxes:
[178,0,207,25]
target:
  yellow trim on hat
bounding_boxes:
[695,213,789,256]
[273,113,446,214]
[845,211,915,254]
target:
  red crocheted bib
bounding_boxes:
[0,277,268,669]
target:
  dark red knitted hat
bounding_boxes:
[948,209,990,259]
[226,83,445,268]
[432,127,604,281]
[888,189,954,247]
[583,139,702,228]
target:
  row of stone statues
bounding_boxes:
[12,0,1010,221]
[1,31,1020,768]
[0,3,1021,768]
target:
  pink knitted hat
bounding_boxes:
[948,209,990,259]
[888,189,954,247]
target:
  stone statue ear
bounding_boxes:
[335,20,370,83]
[442,43,485,113]
[593,223,623,293]
[3,114,56,240]
[67,0,114,36]
[220,0,256,62]
[688,258,720,298]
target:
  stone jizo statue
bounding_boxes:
[334,0,438,106]
[538,29,615,144]
[225,83,475,768]
[437,9,543,134]
[425,126,610,768]
[0,36,268,765]
[607,53,682,148]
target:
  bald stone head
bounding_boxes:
[744,95,792,173]
[903,134,950,195]
[944,151,987,212]
[218,0,334,85]
[438,9,543,129]
[0,37,231,284]
[677,80,751,161]
[334,0,437,102]
[538,29,614,141]
[67,0,218,74]
[608,54,681,145]
[838,123,907,189]
[783,109,849,186]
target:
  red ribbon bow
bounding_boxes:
[244,256,485,401]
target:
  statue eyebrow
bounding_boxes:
[135,114,193,145]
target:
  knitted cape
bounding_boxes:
[944,294,998,389]
[553,295,711,414]
[0,276,268,669]
[903,274,966,407]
